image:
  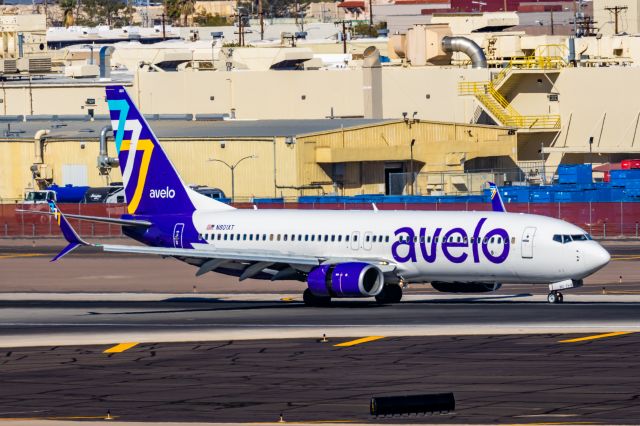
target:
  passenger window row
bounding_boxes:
[199,232,517,245]
[199,233,393,243]
[399,235,510,245]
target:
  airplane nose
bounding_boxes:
[593,244,611,269]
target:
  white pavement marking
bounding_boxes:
[2,323,640,349]
[1,292,640,303]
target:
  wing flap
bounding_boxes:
[100,244,322,266]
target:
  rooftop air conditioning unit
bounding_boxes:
[17,56,52,73]
[0,59,17,73]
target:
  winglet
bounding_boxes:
[488,182,507,213]
[49,201,90,261]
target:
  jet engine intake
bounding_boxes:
[308,262,384,298]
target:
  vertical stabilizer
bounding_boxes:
[105,86,233,215]
[488,182,506,213]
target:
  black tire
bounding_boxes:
[547,292,558,304]
[375,285,403,304]
[303,289,331,306]
[557,292,564,303]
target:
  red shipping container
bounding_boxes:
[621,159,640,169]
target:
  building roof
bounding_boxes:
[338,1,365,8]
[0,118,392,140]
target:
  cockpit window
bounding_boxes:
[553,233,591,244]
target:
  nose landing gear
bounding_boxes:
[547,291,564,304]
[547,279,582,304]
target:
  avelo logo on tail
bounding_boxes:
[149,187,176,199]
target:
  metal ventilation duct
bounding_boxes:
[441,36,487,69]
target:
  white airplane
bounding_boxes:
[33,86,610,305]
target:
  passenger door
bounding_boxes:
[521,227,536,259]
[350,231,360,250]
[173,223,185,248]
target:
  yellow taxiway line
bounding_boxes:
[334,336,385,347]
[611,255,640,261]
[0,415,116,421]
[559,331,634,343]
[0,253,45,260]
[104,342,139,353]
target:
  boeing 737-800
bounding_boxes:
[30,86,610,305]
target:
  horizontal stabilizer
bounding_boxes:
[16,209,152,227]
[46,202,92,261]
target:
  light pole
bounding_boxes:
[208,155,257,202]
[410,138,415,195]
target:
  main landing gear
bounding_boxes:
[547,291,564,304]
[375,284,403,304]
[303,289,331,306]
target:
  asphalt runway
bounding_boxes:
[2,239,640,425]
[2,333,640,424]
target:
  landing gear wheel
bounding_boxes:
[375,284,403,304]
[547,291,563,304]
[303,289,331,307]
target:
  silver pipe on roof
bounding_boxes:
[98,125,119,174]
[34,129,49,164]
[441,36,487,69]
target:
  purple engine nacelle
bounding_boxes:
[307,262,384,298]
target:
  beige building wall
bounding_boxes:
[135,69,364,119]
[297,120,516,195]
[0,121,515,200]
[194,1,236,17]
[593,0,640,35]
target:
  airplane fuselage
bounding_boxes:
[125,209,611,285]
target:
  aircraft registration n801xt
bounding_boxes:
[33,86,610,305]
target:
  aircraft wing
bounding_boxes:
[99,243,396,281]
[100,244,322,266]
[47,202,396,279]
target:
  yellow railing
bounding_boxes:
[459,81,561,129]
[491,44,568,88]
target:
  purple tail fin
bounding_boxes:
[488,182,506,213]
[106,86,232,216]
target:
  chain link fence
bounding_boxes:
[2,201,640,239]
[388,164,546,196]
